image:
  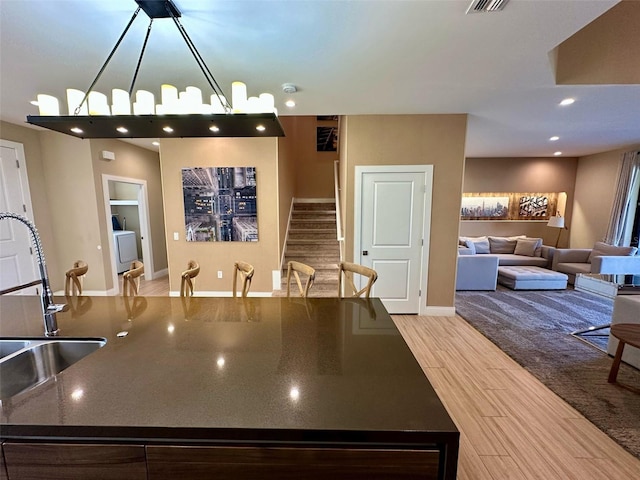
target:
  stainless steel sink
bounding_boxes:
[0,337,106,399]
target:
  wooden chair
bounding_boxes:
[180,260,200,297]
[338,261,378,298]
[233,261,254,298]
[122,260,144,297]
[64,260,88,296]
[286,261,316,298]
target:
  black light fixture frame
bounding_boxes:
[26,0,285,138]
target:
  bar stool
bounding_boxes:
[180,260,200,297]
[123,261,144,297]
[65,260,88,296]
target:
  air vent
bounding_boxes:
[466,0,510,14]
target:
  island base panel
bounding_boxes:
[147,445,441,479]
[2,443,147,480]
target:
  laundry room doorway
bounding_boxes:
[102,174,155,294]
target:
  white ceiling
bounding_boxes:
[1,0,638,157]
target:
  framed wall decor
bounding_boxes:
[182,166,258,242]
[461,192,560,220]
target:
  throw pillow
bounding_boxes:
[587,242,638,262]
[488,236,517,254]
[514,237,542,257]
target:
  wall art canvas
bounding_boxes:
[182,167,257,242]
[461,196,509,219]
[519,195,548,217]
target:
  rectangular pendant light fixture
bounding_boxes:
[26,0,285,139]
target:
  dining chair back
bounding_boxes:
[233,261,255,297]
[180,260,200,297]
[65,260,88,296]
[123,260,144,297]
[286,261,316,298]
[338,261,378,298]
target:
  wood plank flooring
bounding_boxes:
[392,314,640,480]
[108,278,640,478]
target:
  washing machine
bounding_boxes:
[113,230,138,274]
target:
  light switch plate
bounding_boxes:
[173,232,179,240]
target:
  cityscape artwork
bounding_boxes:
[460,196,509,219]
[182,167,258,242]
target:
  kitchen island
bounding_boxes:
[0,296,458,479]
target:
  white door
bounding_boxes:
[355,166,433,314]
[0,140,38,294]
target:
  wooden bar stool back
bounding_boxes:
[338,261,378,298]
[180,260,200,297]
[233,261,255,298]
[65,260,88,296]
[286,261,316,298]
[122,260,144,297]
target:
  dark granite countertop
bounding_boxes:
[0,296,457,447]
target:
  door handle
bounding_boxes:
[362,251,368,256]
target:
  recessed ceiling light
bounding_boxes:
[163,126,174,133]
[559,98,575,106]
[116,126,128,133]
[554,151,562,156]
[209,125,220,133]
[151,141,160,146]
[285,100,296,108]
[256,125,266,132]
[549,136,559,141]
[70,127,83,134]
[30,100,39,106]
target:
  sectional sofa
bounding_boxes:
[456,235,557,290]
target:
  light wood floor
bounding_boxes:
[114,277,640,478]
[393,315,640,480]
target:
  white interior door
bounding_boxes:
[355,166,432,314]
[0,140,38,294]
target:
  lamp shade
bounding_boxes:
[547,216,565,228]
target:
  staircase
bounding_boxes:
[274,200,340,297]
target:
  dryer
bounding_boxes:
[113,230,138,274]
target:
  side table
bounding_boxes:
[608,323,640,383]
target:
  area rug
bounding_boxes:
[455,287,640,459]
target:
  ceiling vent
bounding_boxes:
[466,0,510,14]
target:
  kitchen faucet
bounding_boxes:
[0,212,67,336]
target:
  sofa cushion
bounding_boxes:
[555,262,592,275]
[514,237,543,257]
[587,241,637,262]
[489,236,517,254]
[461,236,490,254]
[494,254,548,267]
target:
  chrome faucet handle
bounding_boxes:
[47,303,70,314]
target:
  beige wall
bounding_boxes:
[160,138,281,294]
[572,145,640,248]
[342,114,467,309]
[38,131,107,291]
[282,116,335,198]
[555,1,640,85]
[461,157,578,247]
[0,121,62,287]
[89,138,167,288]
[277,117,298,264]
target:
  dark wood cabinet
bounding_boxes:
[3,443,146,480]
[147,445,440,480]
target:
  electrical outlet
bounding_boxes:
[217,271,223,279]
[173,232,179,241]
